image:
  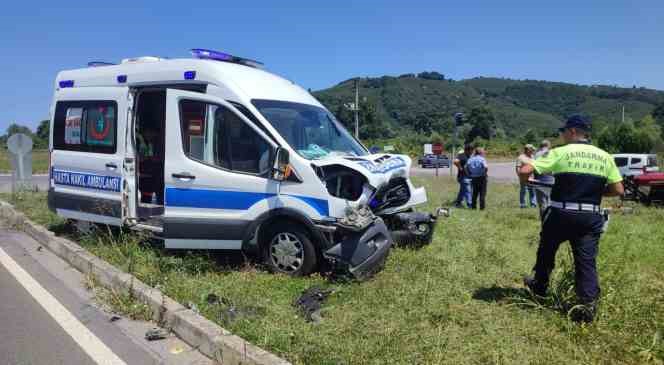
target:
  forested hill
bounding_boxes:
[312,74,664,140]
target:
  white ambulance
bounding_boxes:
[48,49,437,278]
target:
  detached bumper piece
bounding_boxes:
[324,218,393,280]
[387,211,437,247]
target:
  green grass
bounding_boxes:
[1,179,663,364]
[0,149,49,174]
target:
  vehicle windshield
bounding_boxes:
[252,99,367,160]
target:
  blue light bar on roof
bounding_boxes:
[59,80,74,88]
[190,48,264,68]
[88,61,116,67]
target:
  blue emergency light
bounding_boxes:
[59,80,74,88]
[190,48,263,68]
[88,61,116,67]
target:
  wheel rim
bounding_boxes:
[269,232,304,273]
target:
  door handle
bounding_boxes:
[172,172,196,180]
[106,163,118,169]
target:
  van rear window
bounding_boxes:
[53,101,117,154]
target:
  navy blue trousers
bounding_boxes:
[533,207,604,303]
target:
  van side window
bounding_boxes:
[614,157,628,167]
[180,100,272,175]
[53,101,117,153]
[630,158,642,166]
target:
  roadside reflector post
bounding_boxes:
[7,133,33,194]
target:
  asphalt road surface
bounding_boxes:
[0,174,49,193]
[0,225,213,365]
[411,162,518,182]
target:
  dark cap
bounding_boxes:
[559,114,591,132]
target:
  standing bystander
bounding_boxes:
[466,148,489,210]
[516,144,537,208]
[533,140,555,218]
[453,144,474,208]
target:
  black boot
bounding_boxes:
[523,276,547,297]
[569,301,597,323]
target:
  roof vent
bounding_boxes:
[121,56,163,64]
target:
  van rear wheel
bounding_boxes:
[262,225,317,276]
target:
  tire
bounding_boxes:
[261,224,318,276]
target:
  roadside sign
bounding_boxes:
[424,144,432,154]
[432,143,443,155]
[7,133,33,192]
[384,145,395,152]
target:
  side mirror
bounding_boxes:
[272,147,290,181]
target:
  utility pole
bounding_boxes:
[622,105,625,123]
[354,78,359,139]
[452,113,464,176]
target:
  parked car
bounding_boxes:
[613,153,659,177]
[418,154,450,168]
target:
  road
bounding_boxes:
[0,174,49,193]
[0,225,213,365]
[0,162,518,194]
[411,162,517,182]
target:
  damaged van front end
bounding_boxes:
[311,154,438,278]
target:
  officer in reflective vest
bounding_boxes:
[518,115,624,322]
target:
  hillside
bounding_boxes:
[313,74,664,139]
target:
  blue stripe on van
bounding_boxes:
[164,188,329,216]
[287,195,330,216]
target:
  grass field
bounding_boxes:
[0,149,49,173]
[1,177,663,364]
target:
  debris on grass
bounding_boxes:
[145,327,169,341]
[293,286,333,324]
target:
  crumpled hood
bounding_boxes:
[310,154,412,188]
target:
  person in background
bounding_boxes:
[534,140,555,218]
[453,144,474,208]
[466,147,488,210]
[516,144,537,208]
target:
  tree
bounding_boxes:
[417,71,445,81]
[597,122,656,153]
[34,120,50,149]
[6,123,33,137]
[653,103,664,138]
[359,101,393,140]
[520,129,538,145]
[465,106,495,142]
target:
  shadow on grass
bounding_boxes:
[472,285,530,303]
[473,279,587,321]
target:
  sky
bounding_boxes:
[1,0,663,131]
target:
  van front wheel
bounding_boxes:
[262,226,317,276]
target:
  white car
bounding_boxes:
[47,49,437,279]
[613,153,659,177]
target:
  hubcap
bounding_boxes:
[269,232,304,273]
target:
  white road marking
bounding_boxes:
[0,247,127,365]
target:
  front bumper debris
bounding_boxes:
[323,217,393,280]
[386,211,438,247]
